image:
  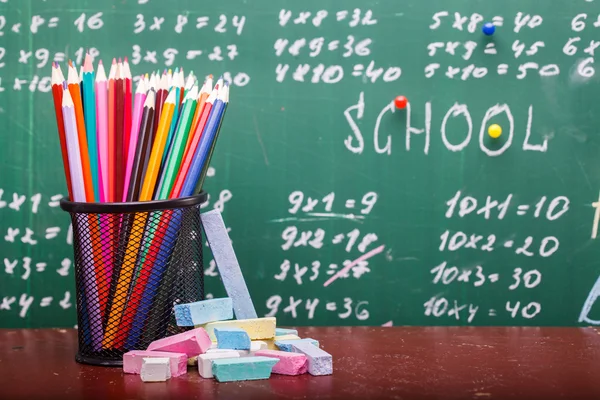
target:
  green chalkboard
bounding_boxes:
[2,0,600,328]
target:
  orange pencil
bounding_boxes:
[183,75,212,159]
[67,61,95,202]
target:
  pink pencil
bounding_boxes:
[96,60,109,202]
[122,77,147,202]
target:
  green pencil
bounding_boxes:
[156,85,198,199]
[82,53,99,200]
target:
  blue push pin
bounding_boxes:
[482,22,495,36]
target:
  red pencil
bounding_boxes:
[51,62,73,200]
[123,57,133,165]
[115,59,125,202]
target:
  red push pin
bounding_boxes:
[394,95,408,109]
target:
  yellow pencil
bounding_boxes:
[102,88,177,348]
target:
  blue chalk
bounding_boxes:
[212,356,279,382]
[482,22,495,36]
[201,210,258,319]
[275,328,298,336]
[275,338,319,352]
[174,298,233,326]
[291,341,332,376]
[215,327,251,350]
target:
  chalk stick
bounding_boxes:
[200,317,276,341]
[215,327,251,350]
[290,341,332,376]
[201,210,257,319]
[233,341,269,357]
[255,349,308,375]
[141,357,171,382]
[275,328,298,336]
[147,327,212,357]
[198,350,240,378]
[174,297,233,326]
[267,334,301,350]
[275,338,320,352]
[212,356,278,382]
[123,350,187,377]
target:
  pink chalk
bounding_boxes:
[123,350,187,377]
[147,328,212,357]
[255,349,307,375]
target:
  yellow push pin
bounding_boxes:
[488,124,502,139]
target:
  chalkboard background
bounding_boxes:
[1,0,600,328]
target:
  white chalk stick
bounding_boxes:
[141,357,171,382]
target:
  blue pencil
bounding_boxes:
[82,54,99,200]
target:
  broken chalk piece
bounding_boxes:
[212,356,279,382]
[201,210,258,320]
[141,357,171,382]
[275,338,320,352]
[255,349,308,375]
[234,341,269,357]
[275,328,298,336]
[123,350,187,377]
[266,334,301,350]
[147,327,212,357]
[198,350,240,378]
[215,327,251,350]
[201,317,276,341]
[291,341,332,376]
[174,297,234,326]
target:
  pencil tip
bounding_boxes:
[98,59,103,66]
[118,57,122,63]
[124,56,129,63]
[112,58,116,64]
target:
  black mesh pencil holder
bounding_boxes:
[60,193,207,366]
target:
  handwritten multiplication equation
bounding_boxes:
[426,12,600,80]
[274,8,402,84]
[0,291,73,319]
[424,190,570,323]
[266,190,387,322]
[0,11,250,93]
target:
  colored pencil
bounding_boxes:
[62,86,102,350]
[51,63,73,200]
[114,60,125,202]
[107,59,117,202]
[183,75,212,160]
[122,77,147,202]
[123,58,133,162]
[196,87,229,192]
[170,86,216,198]
[163,69,181,165]
[156,86,198,199]
[178,68,186,106]
[153,71,168,144]
[180,83,228,196]
[67,61,95,202]
[128,90,156,202]
[82,54,100,201]
[140,88,177,200]
[183,70,195,98]
[96,60,109,203]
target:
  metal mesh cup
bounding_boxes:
[60,193,207,366]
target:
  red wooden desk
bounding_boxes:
[1,327,599,399]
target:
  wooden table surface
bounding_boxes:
[1,326,600,400]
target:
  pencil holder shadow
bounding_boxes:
[60,193,207,366]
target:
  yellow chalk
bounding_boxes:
[265,334,301,350]
[199,317,276,341]
[488,124,502,139]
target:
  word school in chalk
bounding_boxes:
[343,93,549,157]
